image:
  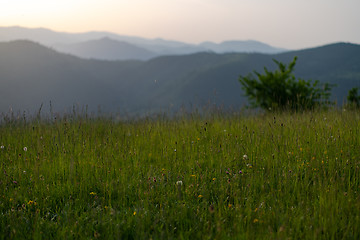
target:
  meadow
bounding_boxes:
[0,109,359,239]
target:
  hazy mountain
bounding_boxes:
[53,37,157,61]
[0,40,359,116]
[0,26,287,60]
[200,40,286,54]
[0,40,142,114]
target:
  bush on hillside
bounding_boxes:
[238,57,334,111]
[347,87,360,108]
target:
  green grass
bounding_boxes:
[1,109,360,239]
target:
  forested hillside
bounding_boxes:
[0,40,359,115]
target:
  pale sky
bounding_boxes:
[1,0,359,49]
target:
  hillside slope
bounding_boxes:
[0,41,359,115]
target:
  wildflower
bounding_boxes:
[191,175,196,177]
[27,200,36,206]
[198,195,203,198]
[208,205,215,213]
[212,178,216,181]
[176,181,183,186]
[239,170,243,174]
[0,145,4,149]
[253,218,259,223]
[228,204,232,208]
[133,211,136,216]
[174,149,177,152]
[23,147,27,152]
[90,192,97,195]
[13,181,17,184]
[243,154,248,160]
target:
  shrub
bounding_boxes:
[238,57,334,111]
[347,87,360,108]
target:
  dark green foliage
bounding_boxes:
[239,57,334,111]
[347,87,360,107]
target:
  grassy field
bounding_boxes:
[1,109,360,239]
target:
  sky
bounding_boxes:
[1,0,359,49]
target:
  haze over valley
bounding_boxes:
[0,27,287,61]
[1,27,359,116]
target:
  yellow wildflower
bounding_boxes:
[198,195,203,198]
[27,200,36,206]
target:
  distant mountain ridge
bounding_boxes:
[54,37,157,61]
[0,26,287,60]
[0,39,359,115]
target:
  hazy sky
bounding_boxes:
[1,0,359,49]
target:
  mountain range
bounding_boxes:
[0,38,359,116]
[0,26,287,61]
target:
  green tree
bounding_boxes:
[347,87,360,107]
[238,57,334,111]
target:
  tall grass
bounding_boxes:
[1,109,359,239]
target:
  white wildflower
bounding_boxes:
[23,147,27,152]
